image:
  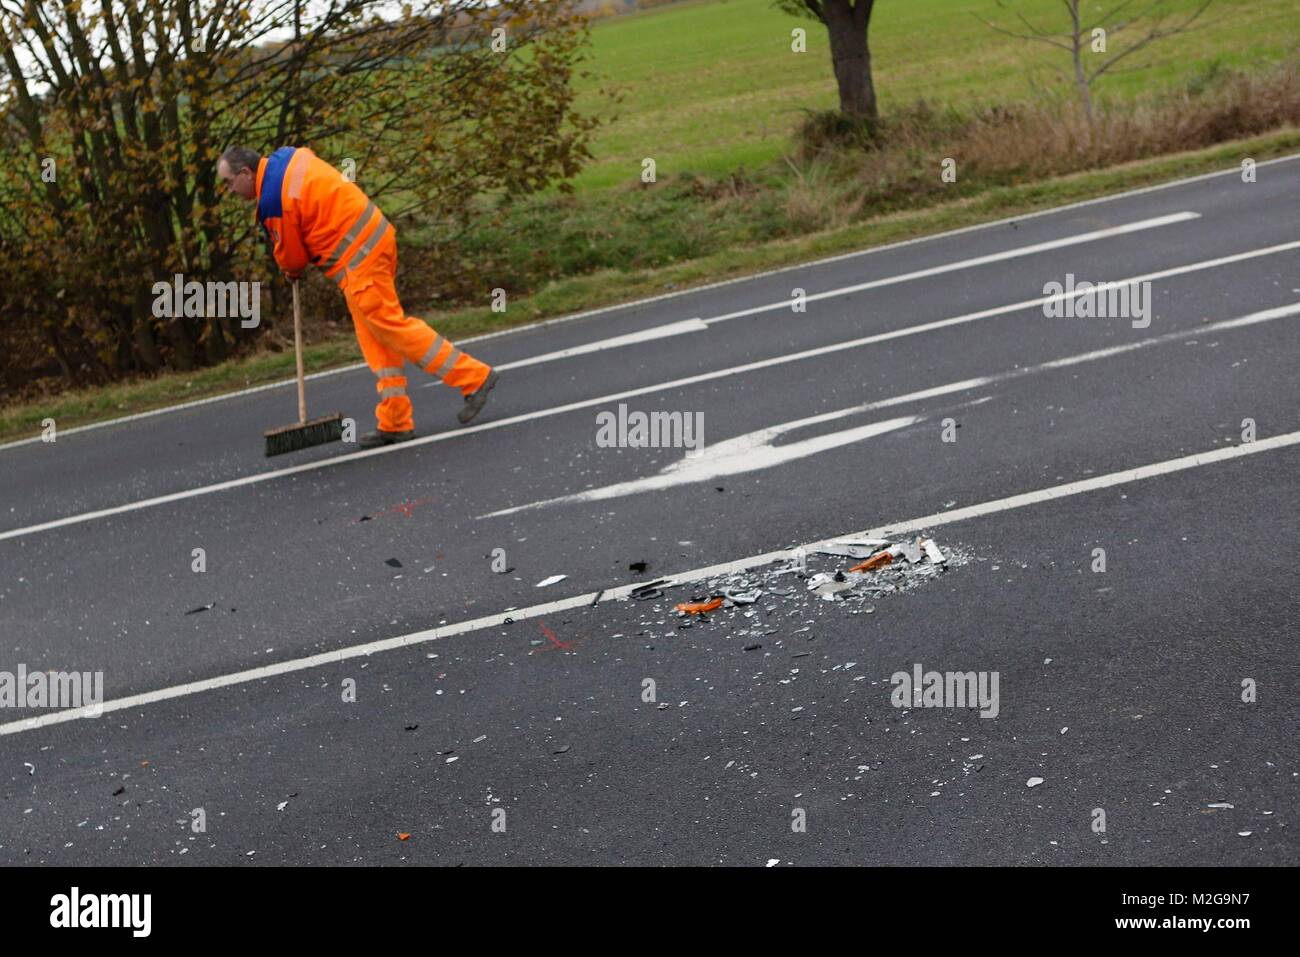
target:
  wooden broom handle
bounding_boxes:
[292,278,307,423]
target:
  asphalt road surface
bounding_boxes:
[2,158,1297,866]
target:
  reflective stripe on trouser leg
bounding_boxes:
[416,330,489,395]
[345,279,414,433]
[345,235,492,396]
[423,335,489,395]
[374,371,412,433]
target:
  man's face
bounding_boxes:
[218,159,256,202]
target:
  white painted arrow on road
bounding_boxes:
[478,411,924,518]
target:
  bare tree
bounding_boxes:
[978,0,1214,121]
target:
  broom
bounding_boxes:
[264,279,344,456]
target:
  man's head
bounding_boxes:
[218,147,261,202]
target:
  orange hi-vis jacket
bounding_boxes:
[253,145,492,434]
[255,147,389,286]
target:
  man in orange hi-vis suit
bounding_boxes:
[217,146,499,448]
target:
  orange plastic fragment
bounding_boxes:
[675,596,724,614]
[398,833,411,841]
[848,551,892,573]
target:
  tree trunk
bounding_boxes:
[162,315,198,371]
[129,288,164,372]
[42,324,74,381]
[823,0,878,123]
[205,318,232,363]
[133,323,164,373]
[1067,0,1094,124]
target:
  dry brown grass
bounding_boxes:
[959,63,1300,176]
[784,61,1300,230]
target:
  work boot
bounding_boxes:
[458,369,499,425]
[359,429,415,449]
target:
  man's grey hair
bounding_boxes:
[220,146,261,174]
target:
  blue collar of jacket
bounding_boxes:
[256,147,296,225]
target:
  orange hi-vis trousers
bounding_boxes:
[339,227,491,433]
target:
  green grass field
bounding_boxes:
[570,0,1300,190]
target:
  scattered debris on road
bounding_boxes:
[631,579,668,601]
[675,597,724,614]
[811,540,890,559]
[184,603,214,615]
[535,574,567,588]
[848,550,894,572]
[592,536,968,654]
[646,536,962,630]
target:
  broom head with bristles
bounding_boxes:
[264,413,345,457]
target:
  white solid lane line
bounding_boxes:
[1,240,1296,546]
[701,212,1201,325]
[418,213,1198,385]
[4,426,1298,738]
[448,318,708,378]
[0,211,1199,448]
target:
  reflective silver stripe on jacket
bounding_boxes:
[321,201,377,273]
[287,154,309,200]
[332,216,390,284]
